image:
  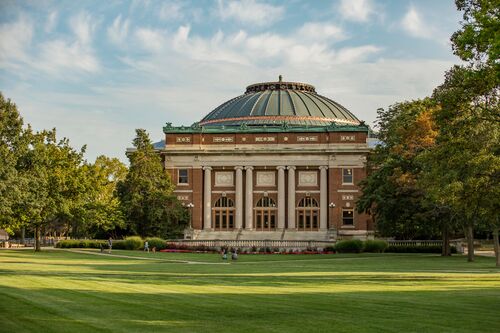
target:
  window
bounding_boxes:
[178,169,189,184]
[342,168,353,184]
[254,197,277,231]
[296,197,319,230]
[342,209,354,226]
[213,197,235,230]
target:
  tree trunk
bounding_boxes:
[493,227,500,267]
[442,223,451,256]
[35,226,41,252]
[21,227,25,245]
[466,224,474,262]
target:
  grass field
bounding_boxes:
[0,249,499,333]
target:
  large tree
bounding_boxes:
[117,129,186,238]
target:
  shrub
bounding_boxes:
[324,246,335,252]
[364,240,388,253]
[335,240,364,253]
[385,245,457,254]
[146,237,166,250]
[55,239,106,249]
[120,236,143,250]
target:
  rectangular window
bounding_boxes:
[178,169,189,184]
[342,168,353,184]
[342,209,354,226]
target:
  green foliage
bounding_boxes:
[334,240,364,253]
[145,237,166,250]
[117,129,187,238]
[386,245,457,254]
[363,240,388,253]
[55,240,106,249]
[121,236,144,250]
[357,100,444,240]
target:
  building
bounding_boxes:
[159,77,373,241]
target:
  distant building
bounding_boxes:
[157,78,373,240]
[0,229,9,241]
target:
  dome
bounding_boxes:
[199,77,361,127]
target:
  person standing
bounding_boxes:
[144,241,149,253]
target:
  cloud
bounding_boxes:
[45,11,58,33]
[107,15,130,45]
[158,1,185,21]
[401,6,431,39]
[135,27,167,52]
[297,22,346,42]
[217,0,285,26]
[0,15,33,69]
[69,11,96,45]
[339,0,374,22]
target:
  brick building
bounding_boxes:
[159,78,373,240]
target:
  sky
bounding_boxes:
[0,0,463,163]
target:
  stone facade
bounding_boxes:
[161,129,373,241]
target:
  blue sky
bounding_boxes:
[0,0,462,163]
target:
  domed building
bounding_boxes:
[161,77,373,241]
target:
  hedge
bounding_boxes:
[145,237,167,250]
[386,245,457,254]
[363,240,388,253]
[335,240,364,253]
[56,240,106,249]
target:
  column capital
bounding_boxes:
[234,166,244,171]
[245,166,254,171]
[276,165,286,170]
[319,165,328,170]
[203,166,213,171]
[287,166,296,171]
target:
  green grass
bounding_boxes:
[0,249,499,333]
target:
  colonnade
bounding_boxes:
[202,166,328,231]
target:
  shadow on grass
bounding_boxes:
[0,284,499,333]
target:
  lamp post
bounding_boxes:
[329,202,336,236]
[186,203,194,229]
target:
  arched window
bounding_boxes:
[254,197,277,231]
[296,197,319,231]
[213,197,235,230]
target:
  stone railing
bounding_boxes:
[386,240,445,247]
[166,239,335,249]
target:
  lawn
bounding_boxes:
[0,249,499,333]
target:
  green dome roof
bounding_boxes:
[200,78,361,127]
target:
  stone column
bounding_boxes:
[203,166,212,230]
[287,166,296,229]
[235,166,244,230]
[320,166,328,230]
[277,166,286,229]
[245,166,253,230]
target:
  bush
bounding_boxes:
[335,240,364,253]
[324,246,335,252]
[55,240,106,249]
[364,240,388,253]
[385,245,457,254]
[146,237,166,250]
[120,236,143,250]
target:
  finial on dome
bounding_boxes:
[279,75,282,82]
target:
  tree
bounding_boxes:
[0,93,26,233]
[13,129,86,251]
[357,100,448,241]
[117,129,186,238]
[68,156,127,238]
[424,0,500,263]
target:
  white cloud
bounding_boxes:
[335,45,381,64]
[217,0,285,26]
[339,0,374,22]
[0,15,33,69]
[297,22,346,42]
[135,27,167,52]
[69,11,96,45]
[158,1,185,21]
[107,15,130,45]
[45,11,58,33]
[401,6,431,39]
